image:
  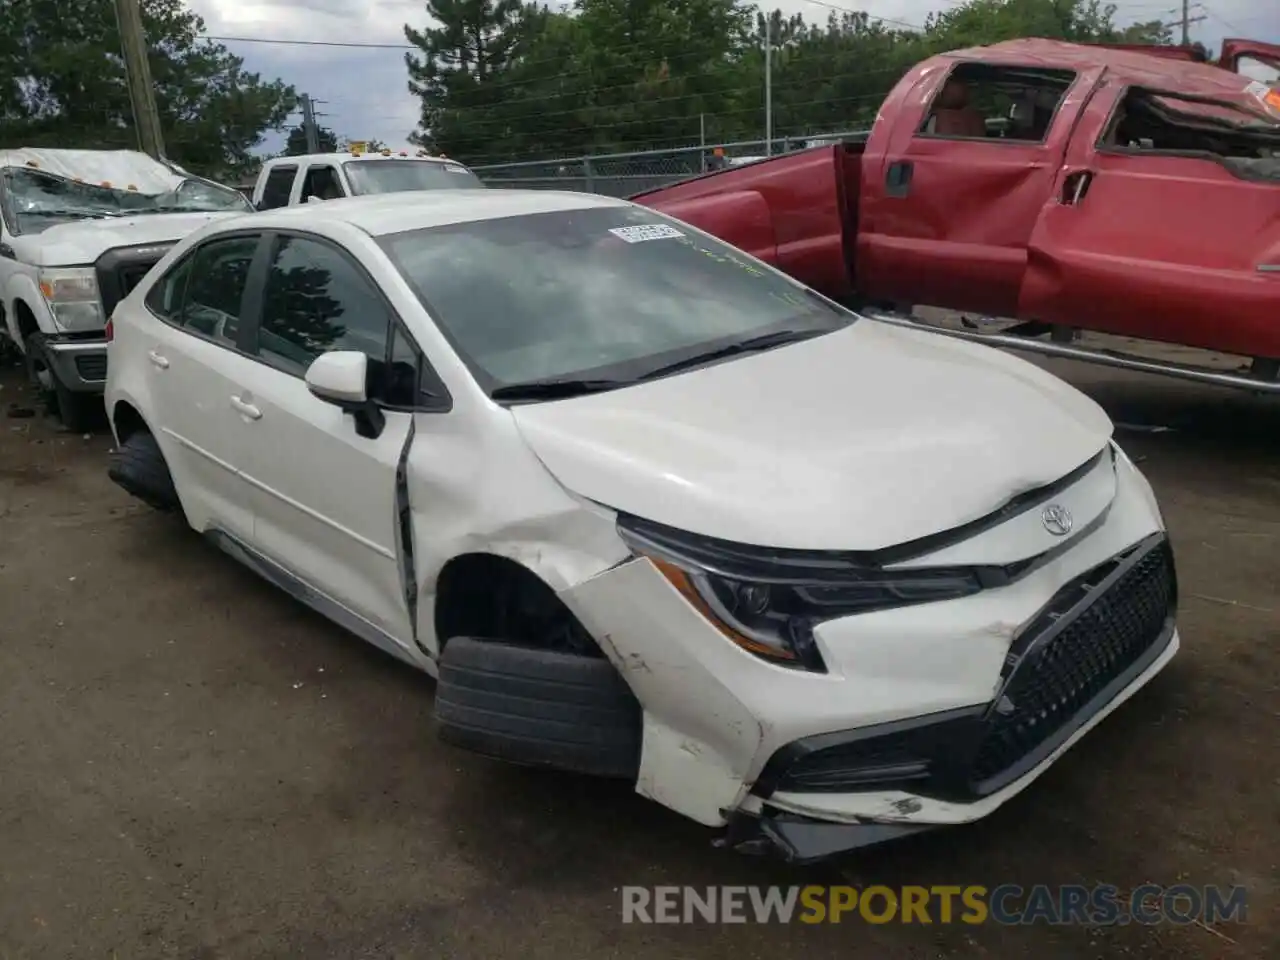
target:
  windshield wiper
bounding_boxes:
[638,328,824,381]
[19,210,119,219]
[490,377,631,401]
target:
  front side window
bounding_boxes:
[301,165,345,202]
[342,159,484,195]
[379,204,853,395]
[176,236,259,347]
[256,236,394,376]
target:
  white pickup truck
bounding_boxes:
[251,149,485,209]
[0,148,252,429]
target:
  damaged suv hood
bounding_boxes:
[510,320,1113,551]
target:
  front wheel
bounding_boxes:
[23,334,99,432]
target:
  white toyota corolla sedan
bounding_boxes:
[104,190,1178,862]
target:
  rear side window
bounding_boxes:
[258,166,297,210]
[176,236,259,347]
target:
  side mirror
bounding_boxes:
[306,350,367,403]
[305,351,386,439]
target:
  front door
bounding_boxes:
[858,60,1103,318]
[234,230,416,654]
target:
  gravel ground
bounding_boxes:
[0,354,1277,960]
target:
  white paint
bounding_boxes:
[104,188,1178,842]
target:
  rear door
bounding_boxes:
[857,60,1103,317]
[139,231,269,541]
[1020,84,1280,358]
[1222,41,1280,87]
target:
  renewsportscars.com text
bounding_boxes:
[620,884,1249,926]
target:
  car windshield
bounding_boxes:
[342,159,485,194]
[379,205,854,396]
[1,167,250,234]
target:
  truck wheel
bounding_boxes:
[23,334,98,432]
[435,636,642,779]
[108,429,181,512]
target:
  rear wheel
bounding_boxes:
[108,428,181,513]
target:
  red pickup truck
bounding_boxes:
[632,38,1280,392]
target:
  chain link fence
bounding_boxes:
[471,130,872,197]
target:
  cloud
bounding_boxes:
[191,0,1280,163]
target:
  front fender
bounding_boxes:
[3,270,57,343]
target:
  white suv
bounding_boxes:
[104,189,1178,862]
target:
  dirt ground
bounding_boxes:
[0,354,1277,960]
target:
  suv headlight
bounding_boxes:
[38,267,105,332]
[616,515,984,672]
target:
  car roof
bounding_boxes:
[265,152,463,167]
[245,189,631,237]
[942,38,1271,103]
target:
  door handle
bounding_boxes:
[885,161,913,198]
[1061,171,1093,206]
[148,351,169,369]
[229,395,262,420]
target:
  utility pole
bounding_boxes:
[764,15,773,156]
[1173,0,1206,46]
[300,94,321,154]
[114,0,165,159]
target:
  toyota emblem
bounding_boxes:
[1041,504,1073,536]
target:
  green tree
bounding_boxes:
[285,123,340,155]
[404,0,533,160]
[0,0,295,178]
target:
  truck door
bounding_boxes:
[857,60,1103,318]
[1020,83,1280,359]
[1221,40,1280,87]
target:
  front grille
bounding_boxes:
[970,539,1175,784]
[117,263,153,297]
[758,535,1176,801]
[74,354,108,381]
[95,245,170,318]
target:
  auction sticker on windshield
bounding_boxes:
[609,224,685,243]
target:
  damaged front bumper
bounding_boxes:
[558,447,1178,862]
[719,617,1179,864]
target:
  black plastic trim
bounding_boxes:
[95,241,177,317]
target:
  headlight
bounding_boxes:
[38,267,105,332]
[617,515,984,672]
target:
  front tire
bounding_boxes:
[23,334,98,432]
[435,636,642,779]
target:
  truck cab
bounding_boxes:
[0,149,252,429]
[633,38,1280,390]
[251,149,485,210]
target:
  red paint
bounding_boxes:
[633,38,1280,361]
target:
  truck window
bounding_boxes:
[919,64,1076,143]
[300,164,345,202]
[258,165,297,210]
[342,159,484,194]
[1100,88,1280,182]
[1238,55,1279,90]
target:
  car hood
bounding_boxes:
[510,320,1114,551]
[11,210,246,267]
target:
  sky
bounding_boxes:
[188,0,1280,160]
